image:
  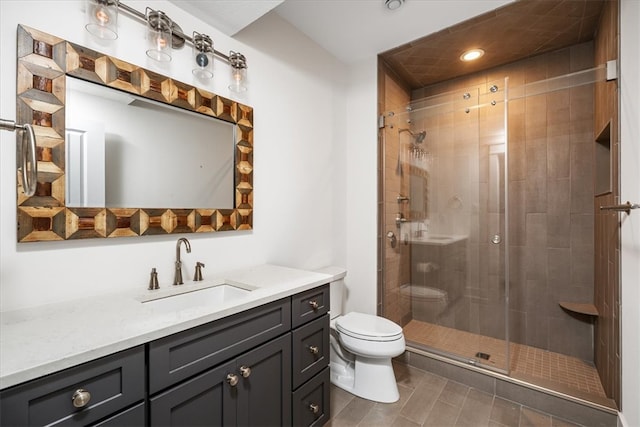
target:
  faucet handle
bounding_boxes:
[194,262,205,281]
[149,267,159,290]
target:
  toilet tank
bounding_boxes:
[314,266,347,320]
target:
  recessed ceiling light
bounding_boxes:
[460,48,485,62]
[385,0,405,10]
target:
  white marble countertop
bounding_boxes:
[0,264,344,390]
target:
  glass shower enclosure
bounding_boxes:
[381,80,510,374]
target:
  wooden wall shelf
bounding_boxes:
[559,302,599,317]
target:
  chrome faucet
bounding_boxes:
[173,237,191,285]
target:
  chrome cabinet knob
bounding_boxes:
[309,345,319,355]
[71,388,91,408]
[309,403,320,414]
[239,365,251,378]
[226,373,239,387]
[309,300,319,310]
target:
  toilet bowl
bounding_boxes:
[400,283,448,322]
[318,267,406,403]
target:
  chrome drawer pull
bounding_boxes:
[226,373,239,387]
[309,403,320,414]
[309,345,319,355]
[308,300,319,310]
[239,365,252,378]
[71,388,91,408]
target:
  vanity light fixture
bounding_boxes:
[229,51,248,93]
[85,0,119,40]
[460,48,485,62]
[192,32,214,79]
[145,8,173,62]
[83,1,249,92]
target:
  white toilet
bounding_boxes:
[325,272,406,403]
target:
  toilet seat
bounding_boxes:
[335,312,403,342]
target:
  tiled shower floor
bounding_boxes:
[403,320,608,401]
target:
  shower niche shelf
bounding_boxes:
[558,301,599,317]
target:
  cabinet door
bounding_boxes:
[149,361,237,426]
[236,333,292,427]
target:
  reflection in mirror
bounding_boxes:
[65,76,235,208]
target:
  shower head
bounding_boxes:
[399,128,426,144]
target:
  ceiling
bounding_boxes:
[169,0,605,90]
[170,0,513,63]
[379,0,606,88]
[169,0,284,36]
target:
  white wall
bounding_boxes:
[619,1,640,426]
[235,12,377,316]
[0,1,348,311]
[343,58,378,315]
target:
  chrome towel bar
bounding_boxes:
[599,201,639,215]
[0,118,37,197]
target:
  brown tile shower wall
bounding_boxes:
[378,60,412,326]
[411,43,597,362]
[593,0,620,407]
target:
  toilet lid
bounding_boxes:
[335,312,403,342]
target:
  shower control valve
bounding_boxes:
[395,213,408,228]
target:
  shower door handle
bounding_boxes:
[491,234,502,244]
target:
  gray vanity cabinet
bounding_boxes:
[0,346,145,426]
[0,284,331,427]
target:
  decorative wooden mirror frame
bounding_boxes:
[16,25,253,242]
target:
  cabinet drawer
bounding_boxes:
[291,284,329,328]
[148,298,291,394]
[0,346,145,427]
[292,314,329,389]
[292,367,330,427]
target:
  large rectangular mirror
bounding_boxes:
[16,25,253,242]
[66,76,235,209]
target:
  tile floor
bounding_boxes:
[403,320,606,399]
[327,362,585,427]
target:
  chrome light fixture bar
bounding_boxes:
[95,0,243,66]
[84,0,248,88]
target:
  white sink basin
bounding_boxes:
[411,234,468,245]
[142,284,251,311]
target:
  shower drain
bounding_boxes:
[475,352,491,360]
